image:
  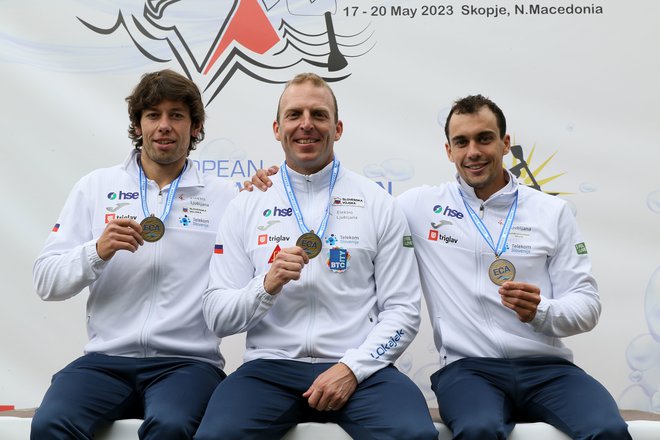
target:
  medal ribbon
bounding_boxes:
[459,189,518,258]
[280,158,340,238]
[138,160,186,221]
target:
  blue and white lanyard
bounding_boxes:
[138,160,186,222]
[280,159,340,238]
[459,189,518,258]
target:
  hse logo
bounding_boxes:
[107,191,139,200]
[263,206,293,217]
[432,204,464,219]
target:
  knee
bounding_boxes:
[375,418,438,440]
[194,420,244,440]
[30,413,57,440]
[404,424,440,440]
[140,415,195,439]
[31,408,83,440]
[451,420,507,440]
[579,420,632,440]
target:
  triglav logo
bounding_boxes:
[78,0,374,105]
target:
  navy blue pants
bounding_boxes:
[194,359,438,440]
[30,353,225,440]
[430,357,631,440]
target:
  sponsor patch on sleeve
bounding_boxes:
[575,242,588,255]
[214,244,224,254]
[52,223,60,232]
[403,235,414,248]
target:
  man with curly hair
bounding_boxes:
[32,69,237,439]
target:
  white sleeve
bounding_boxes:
[202,197,277,338]
[339,195,422,382]
[33,177,107,301]
[530,203,601,337]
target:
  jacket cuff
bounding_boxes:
[86,240,108,271]
[530,296,549,330]
[256,276,277,305]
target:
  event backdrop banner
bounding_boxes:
[1,0,659,412]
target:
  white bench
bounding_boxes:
[2,416,660,439]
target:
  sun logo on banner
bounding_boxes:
[506,143,567,196]
[77,0,374,105]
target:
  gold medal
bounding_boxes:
[140,216,165,242]
[296,232,322,259]
[488,258,516,286]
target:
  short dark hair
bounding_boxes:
[276,73,338,123]
[126,69,205,153]
[444,94,506,141]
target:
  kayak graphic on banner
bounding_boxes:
[78,0,375,104]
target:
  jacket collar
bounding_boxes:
[122,149,204,189]
[281,159,340,194]
[455,168,519,207]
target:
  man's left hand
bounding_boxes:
[302,363,357,412]
[499,281,541,323]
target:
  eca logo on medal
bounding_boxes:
[141,217,165,242]
[488,259,516,286]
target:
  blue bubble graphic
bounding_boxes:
[579,182,598,193]
[621,267,660,411]
[363,159,413,181]
[626,334,660,371]
[645,267,660,341]
[363,164,385,179]
[647,190,660,214]
[620,385,652,412]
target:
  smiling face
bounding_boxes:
[445,106,511,201]
[273,81,343,175]
[136,99,200,173]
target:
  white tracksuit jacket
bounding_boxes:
[33,150,237,366]
[397,171,600,368]
[203,162,422,382]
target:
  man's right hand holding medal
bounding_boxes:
[96,218,144,261]
[263,246,309,295]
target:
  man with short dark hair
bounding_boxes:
[32,69,237,439]
[397,94,631,439]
